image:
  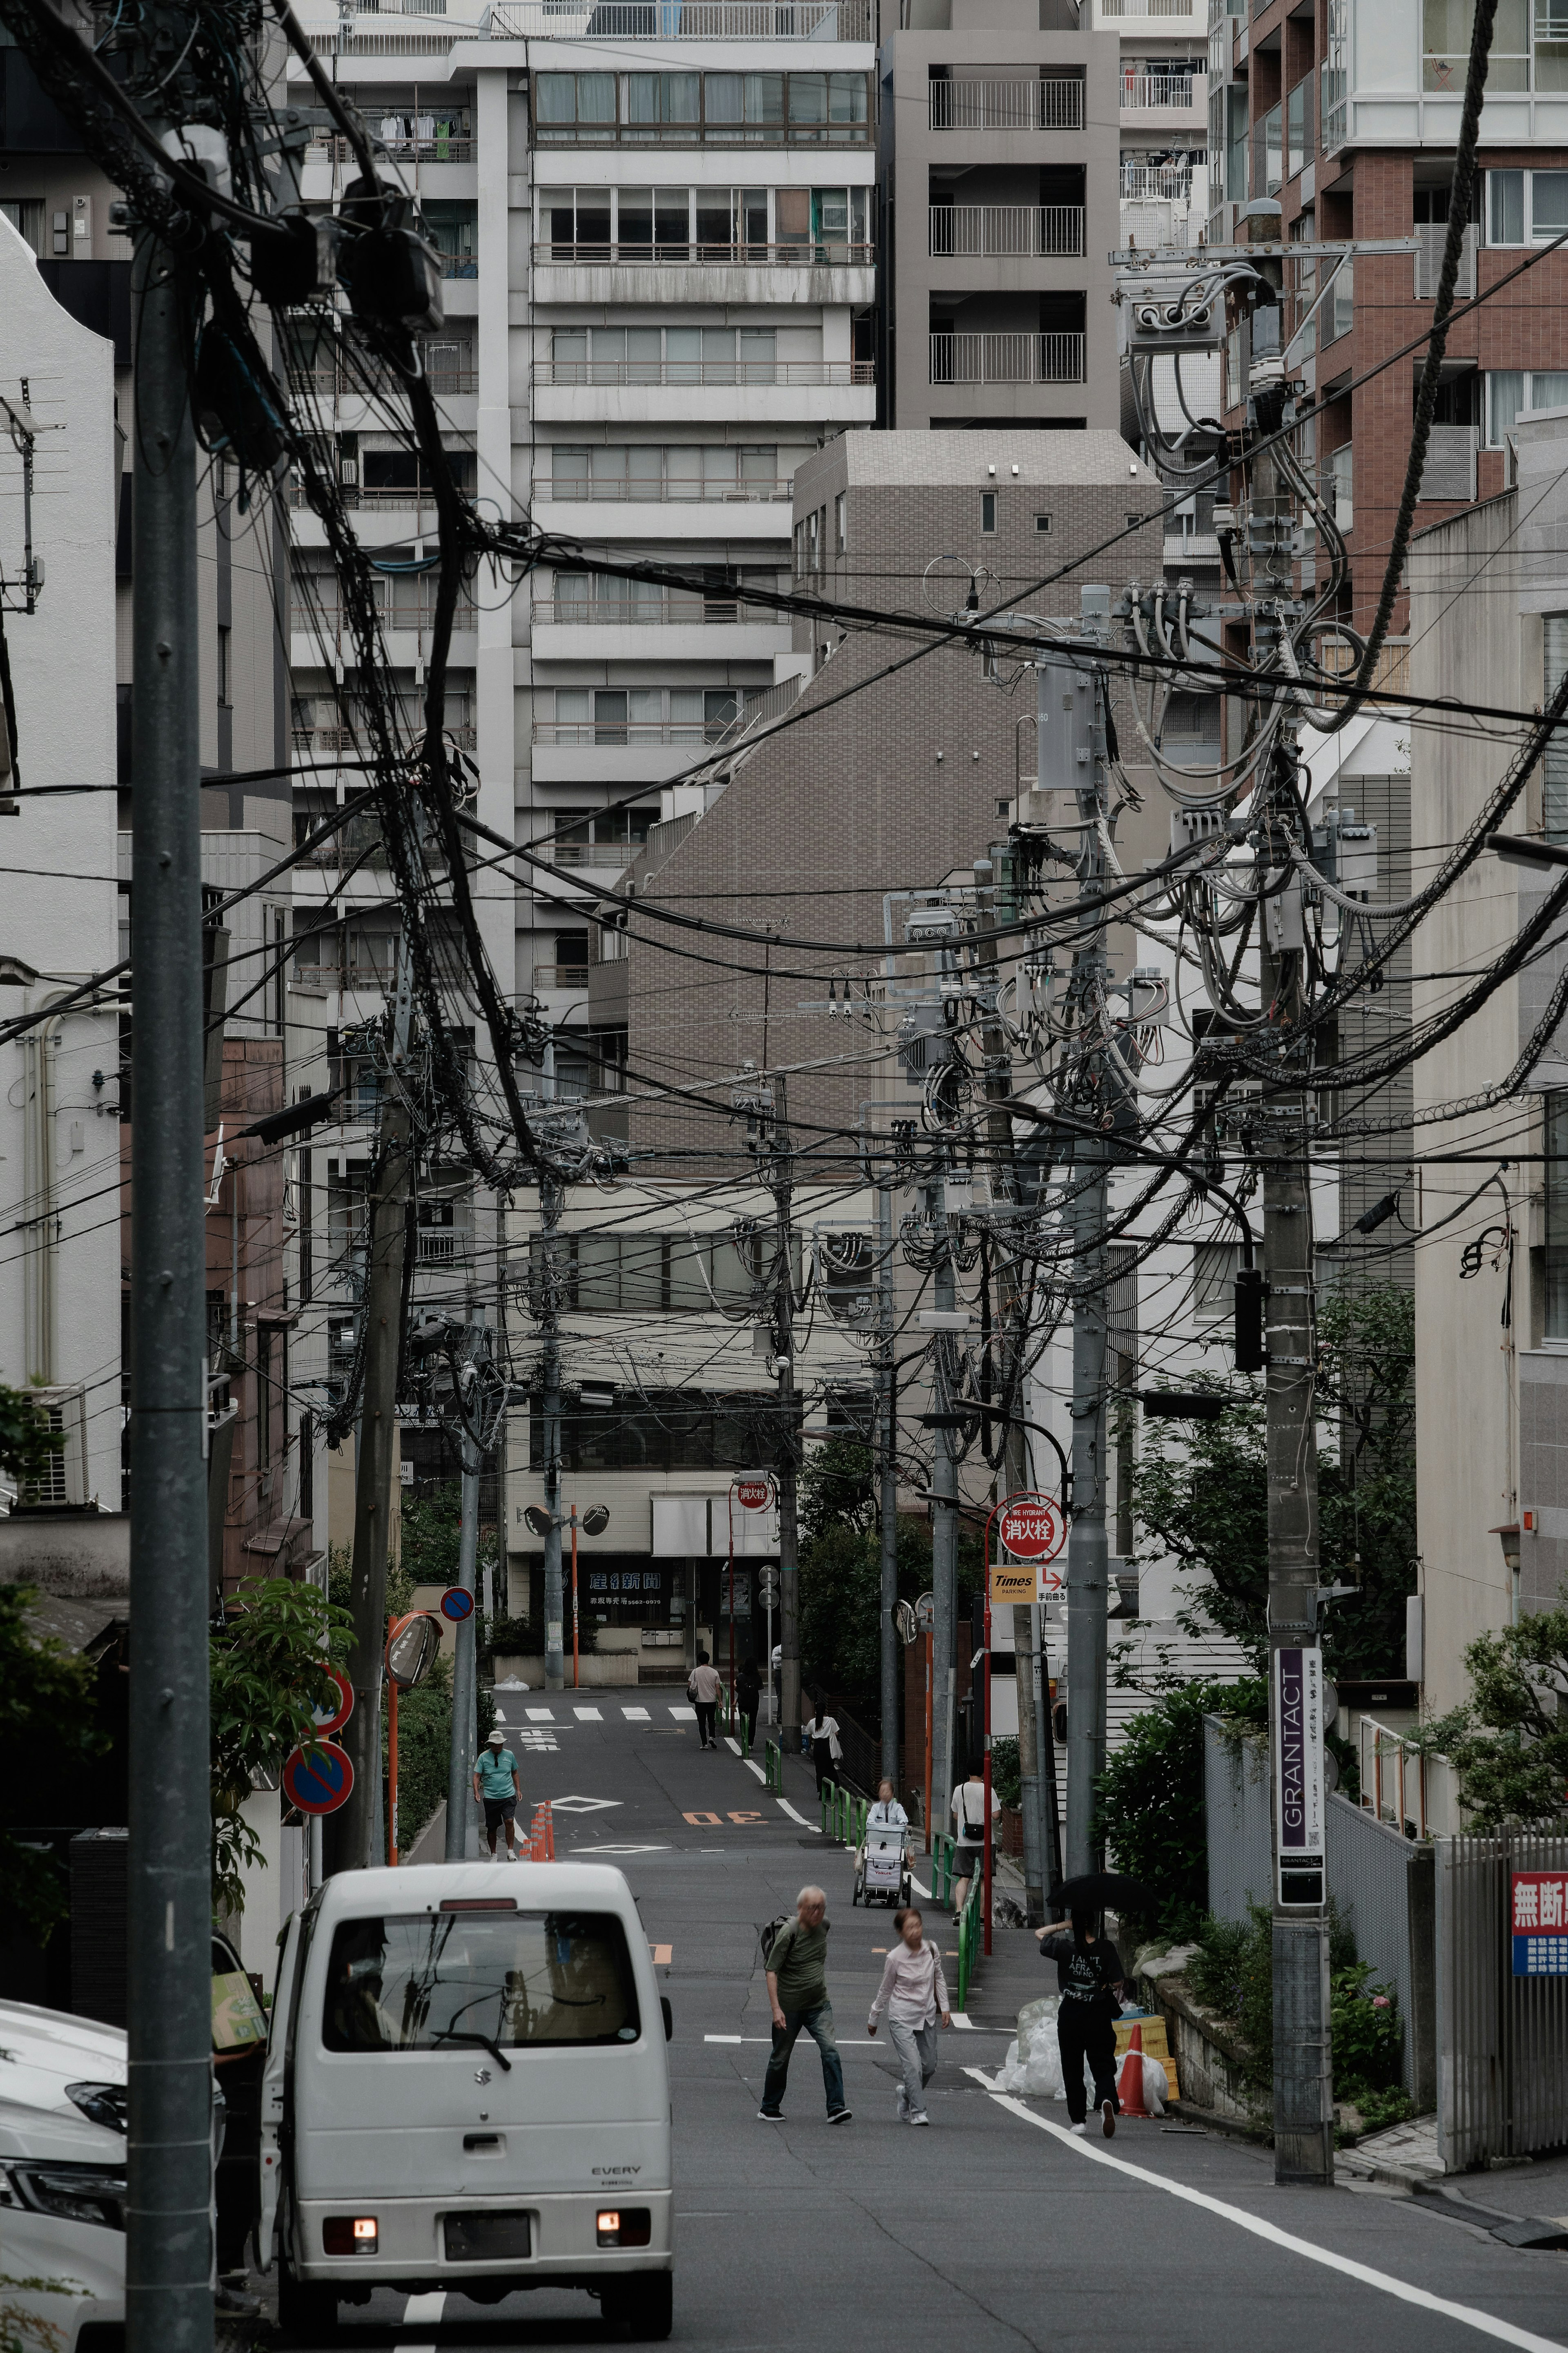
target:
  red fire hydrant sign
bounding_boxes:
[1512,1870,1568,1975]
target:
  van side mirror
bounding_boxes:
[660,1997,673,2043]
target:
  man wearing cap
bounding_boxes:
[472,1728,521,1859]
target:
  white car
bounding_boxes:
[0,2000,127,2353]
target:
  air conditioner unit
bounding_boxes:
[22,1385,89,1507]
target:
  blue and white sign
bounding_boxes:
[440,1586,476,1624]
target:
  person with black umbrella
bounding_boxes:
[1036,1909,1128,2136]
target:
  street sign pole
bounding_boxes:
[572,1509,580,1691]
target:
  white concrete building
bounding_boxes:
[0,220,122,1512]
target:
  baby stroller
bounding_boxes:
[853,1820,913,1909]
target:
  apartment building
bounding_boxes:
[876,0,1121,425]
[1207,0,1568,638]
[1407,408,1568,1714]
[1096,0,1212,249]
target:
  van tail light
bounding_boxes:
[596,2208,651,2248]
[323,2217,378,2255]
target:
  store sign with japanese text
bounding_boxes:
[1511,1871,1568,1975]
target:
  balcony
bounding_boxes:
[928,78,1085,132]
[308,131,473,165]
[535,592,784,626]
[532,964,592,993]
[416,1229,468,1267]
[535,358,871,387]
[533,238,872,267]
[539,474,792,504]
[1120,71,1196,107]
[285,361,478,402]
[534,718,753,743]
[1120,159,1193,200]
[929,332,1085,385]
[928,205,1085,258]
[489,0,872,33]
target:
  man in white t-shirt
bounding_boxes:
[950,1769,998,1911]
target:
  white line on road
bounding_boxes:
[776,1799,817,1829]
[573,1706,602,1720]
[669,1705,697,1720]
[967,2076,1568,2353]
[724,1736,742,1755]
[622,1706,650,1720]
[402,2293,446,2324]
[949,2013,976,2030]
[526,1707,555,1721]
[744,1758,767,1783]
[909,1873,932,1898]
[706,2033,1005,2047]
[704,2034,745,2043]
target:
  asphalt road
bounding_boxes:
[252,1701,1568,2353]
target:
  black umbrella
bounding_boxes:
[1047,1871,1159,1915]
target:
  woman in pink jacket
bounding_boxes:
[866,1907,951,2125]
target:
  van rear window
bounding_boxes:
[321,1911,641,2052]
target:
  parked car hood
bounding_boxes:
[0,1998,127,2160]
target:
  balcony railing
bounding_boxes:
[545,841,646,867]
[490,0,871,33]
[1101,0,1200,16]
[292,600,479,635]
[1120,159,1192,198]
[533,239,873,266]
[534,718,750,742]
[927,78,1084,131]
[285,363,478,401]
[537,593,784,625]
[929,331,1085,385]
[439,254,478,277]
[1120,70,1196,105]
[291,724,476,765]
[308,132,474,163]
[540,474,791,503]
[287,482,476,513]
[537,357,873,386]
[415,1229,467,1265]
[532,964,592,992]
[928,204,1084,257]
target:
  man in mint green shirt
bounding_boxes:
[472,1726,521,1857]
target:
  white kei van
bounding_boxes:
[259,1863,673,2341]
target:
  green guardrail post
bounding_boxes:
[765,1739,781,1793]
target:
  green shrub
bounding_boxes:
[1186,1905,1406,2117]
[1096,1678,1267,1936]
[991,1736,1021,1809]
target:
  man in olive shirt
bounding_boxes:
[758,1885,852,2124]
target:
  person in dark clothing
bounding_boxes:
[736,1656,761,1754]
[1036,1911,1126,2136]
[804,1697,840,1798]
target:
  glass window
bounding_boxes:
[1286,78,1307,180]
[626,71,662,123]
[790,73,827,125]
[695,190,735,248]
[1535,170,1568,232]
[777,188,810,248]
[747,72,786,124]
[665,72,700,123]
[829,71,868,124]
[536,74,575,122]
[577,73,617,123]
[1547,1090,1568,1336]
[321,1912,641,2053]
[1533,369,1568,408]
[1487,368,1524,445]
[705,71,743,121]
[1262,103,1282,197]
[655,187,690,249]
[574,188,611,250]
[618,187,653,248]
[554,687,589,723]
[1490,167,1526,241]
[1192,1240,1240,1320]
[1545,618,1568,843]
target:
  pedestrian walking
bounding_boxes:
[1036,1911,1127,2136]
[949,1766,998,1911]
[866,1906,950,2125]
[688,1648,723,1748]
[804,1696,841,1797]
[471,1727,521,1859]
[758,1886,852,2125]
[735,1655,761,1754]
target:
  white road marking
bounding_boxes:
[705,2034,997,2048]
[669,1705,697,1720]
[573,1705,603,1720]
[704,2034,745,2043]
[401,2295,446,2325]
[724,1736,742,1755]
[777,1799,817,1829]
[526,1707,555,1721]
[909,1873,933,1899]
[949,2012,976,2030]
[549,1794,622,1813]
[569,1842,670,1855]
[744,1758,768,1783]
[967,2075,1568,2353]
[622,1706,650,1720]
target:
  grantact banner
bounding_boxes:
[1273,1644,1325,1907]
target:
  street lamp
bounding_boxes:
[525,1501,610,1685]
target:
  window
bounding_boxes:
[531,1387,787,1472]
[550,326,779,386]
[1261,102,1282,198]
[1425,0,1529,89]
[0,198,45,256]
[834,491,847,555]
[216,624,231,709]
[533,67,870,144]
[1192,1241,1241,1320]
[1490,167,1526,243]
[1487,166,1568,240]
[321,1912,641,2052]
[1548,1091,1568,1336]
[1034,511,1053,533]
[980,491,997,533]
[1286,78,1308,180]
[1485,368,1568,444]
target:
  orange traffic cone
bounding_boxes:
[1117,2022,1152,2119]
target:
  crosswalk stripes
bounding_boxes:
[668,1705,697,1720]
[622,1706,650,1720]
[526,1707,555,1721]
[573,1705,602,1720]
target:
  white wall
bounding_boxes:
[0,219,122,1505]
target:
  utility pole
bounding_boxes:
[445,1303,486,1860]
[332,938,415,1872]
[928,1161,958,1822]
[877,1175,899,1789]
[1048,627,1114,1880]
[539,1042,565,1691]
[768,1076,801,1739]
[126,210,212,2353]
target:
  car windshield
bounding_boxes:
[321,1911,641,2052]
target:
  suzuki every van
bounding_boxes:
[259,1864,673,2340]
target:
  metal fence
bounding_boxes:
[1436,1829,1568,2170]
[928,332,1085,386]
[928,203,1085,257]
[927,76,1084,130]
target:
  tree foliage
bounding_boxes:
[1133,1282,1416,1675]
[0,1585,107,1936]
[0,1381,65,1492]
[210,1578,353,1912]
[1425,1606,1568,1828]
[1096,1677,1267,1935]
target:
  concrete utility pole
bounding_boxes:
[539,1042,566,1691]
[125,211,212,2353]
[928,1162,959,1818]
[1051,637,1114,1880]
[768,1075,801,1739]
[878,1176,899,1789]
[333,939,415,1872]
[445,1304,487,1860]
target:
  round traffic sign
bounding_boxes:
[440,1586,476,1623]
[310,1666,354,1737]
[735,1477,771,1511]
[756,1566,779,1606]
[282,1741,354,1817]
[997,1492,1065,1564]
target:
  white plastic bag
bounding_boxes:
[1140,2052,1168,2114]
[999,1994,1064,2101]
